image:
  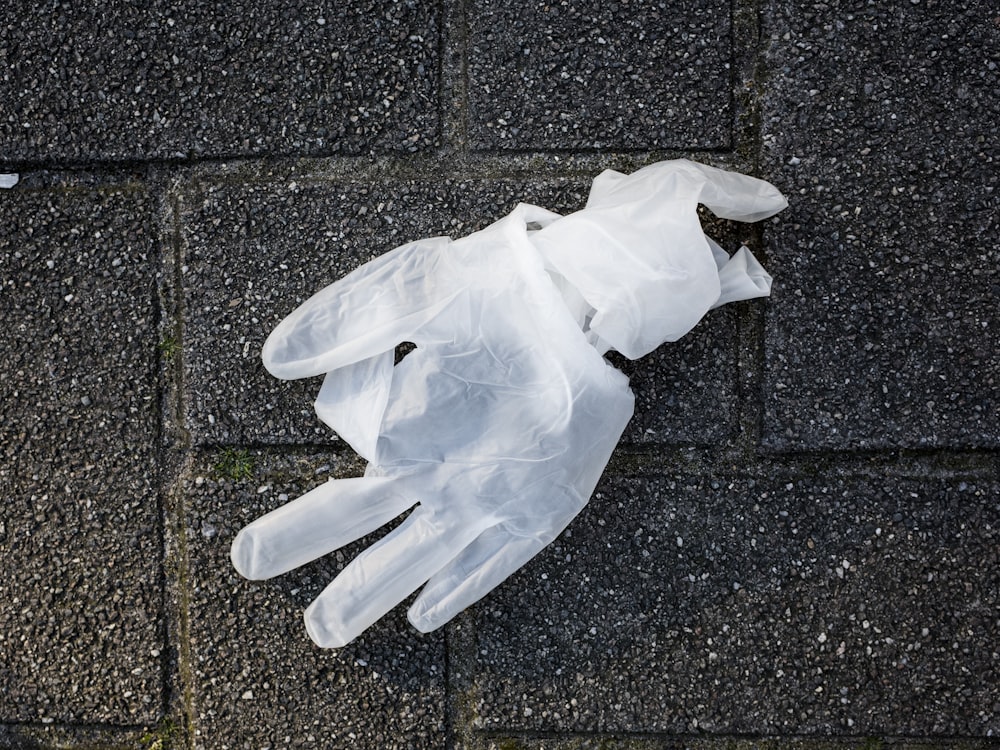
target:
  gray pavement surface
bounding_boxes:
[1,1,997,749]
[0,1,439,162]
[466,0,732,150]
[760,0,999,451]
[0,185,164,727]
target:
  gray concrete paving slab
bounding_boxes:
[179,176,743,448]
[468,472,999,736]
[467,0,732,150]
[0,1,439,163]
[472,738,1000,750]
[0,723,154,750]
[0,184,163,724]
[181,450,447,749]
[759,1,999,451]
[2,0,997,745]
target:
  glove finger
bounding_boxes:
[262,236,454,380]
[230,476,413,580]
[303,507,487,648]
[408,489,584,633]
[685,160,789,223]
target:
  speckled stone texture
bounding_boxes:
[0,0,439,163]
[467,0,732,150]
[179,176,747,448]
[2,0,999,746]
[0,185,163,724]
[610,307,739,446]
[760,1,999,451]
[469,472,1000,736]
[182,451,447,750]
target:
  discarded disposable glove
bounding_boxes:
[230,159,787,648]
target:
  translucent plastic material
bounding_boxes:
[0,174,18,189]
[230,159,787,647]
[532,159,785,358]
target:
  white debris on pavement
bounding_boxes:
[0,174,18,189]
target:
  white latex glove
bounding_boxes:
[231,204,635,647]
[230,160,787,648]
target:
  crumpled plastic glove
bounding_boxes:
[230,159,787,648]
[533,159,786,358]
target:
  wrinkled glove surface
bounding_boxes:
[231,159,787,648]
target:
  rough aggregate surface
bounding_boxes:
[0,186,163,724]
[471,473,1000,735]
[467,0,732,150]
[760,0,999,450]
[0,0,439,163]
[1,0,997,746]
